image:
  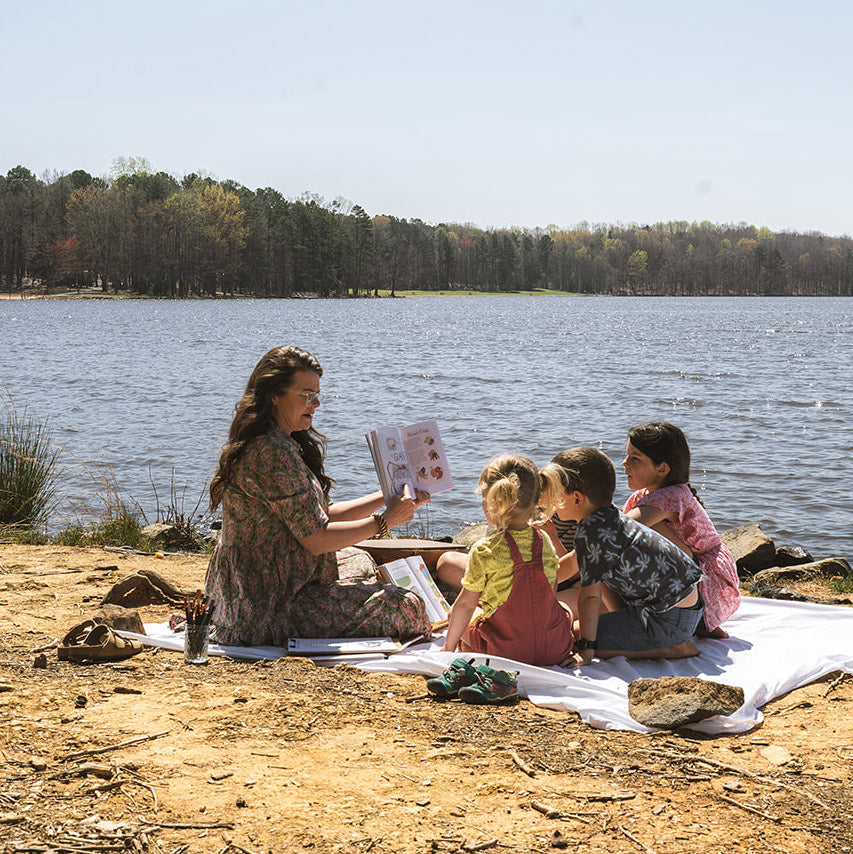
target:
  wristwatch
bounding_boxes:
[574,637,597,653]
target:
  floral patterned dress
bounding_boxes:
[622,484,740,631]
[205,427,430,645]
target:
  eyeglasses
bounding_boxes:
[288,389,324,406]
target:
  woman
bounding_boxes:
[205,346,431,645]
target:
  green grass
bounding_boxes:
[829,575,853,595]
[0,525,50,545]
[0,391,212,552]
[375,287,579,298]
[52,507,158,550]
[0,402,59,529]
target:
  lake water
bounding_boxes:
[1,296,851,561]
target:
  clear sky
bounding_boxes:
[4,0,851,236]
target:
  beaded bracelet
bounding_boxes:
[371,511,388,539]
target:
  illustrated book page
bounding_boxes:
[377,555,451,628]
[366,418,453,503]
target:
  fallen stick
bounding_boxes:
[461,840,498,852]
[29,640,60,653]
[531,800,561,818]
[60,729,171,761]
[618,824,656,854]
[142,820,235,830]
[823,672,850,697]
[717,793,780,822]
[639,746,829,809]
[508,749,536,777]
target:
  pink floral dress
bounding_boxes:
[205,427,430,645]
[622,484,740,632]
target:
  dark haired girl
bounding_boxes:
[622,422,740,638]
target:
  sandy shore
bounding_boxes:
[1,543,852,854]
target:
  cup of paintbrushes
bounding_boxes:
[184,592,213,665]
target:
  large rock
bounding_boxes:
[720,523,776,576]
[92,604,146,635]
[141,522,204,552]
[452,522,495,547]
[628,676,745,729]
[743,578,852,606]
[751,557,852,585]
[101,569,192,607]
[774,544,813,567]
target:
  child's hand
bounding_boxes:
[561,650,592,668]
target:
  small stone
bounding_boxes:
[236,797,248,808]
[74,694,88,708]
[550,830,569,849]
[760,745,794,766]
[32,654,48,669]
[628,676,745,729]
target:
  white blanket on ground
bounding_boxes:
[128,597,853,735]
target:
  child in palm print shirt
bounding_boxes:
[545,446,704,666]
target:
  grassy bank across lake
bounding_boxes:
[376,287,580,297]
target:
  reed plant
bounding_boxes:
[0,400,59,529]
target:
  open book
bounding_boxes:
[366,418,453,504]
[286,635,427,657]
[286,637,401,656]
[377,555,451,628]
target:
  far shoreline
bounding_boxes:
[4,287,850,301]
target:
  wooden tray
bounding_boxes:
[355,537,467,571]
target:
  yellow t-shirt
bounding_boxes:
[461,527,559,619]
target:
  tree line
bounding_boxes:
[1,160,851,297]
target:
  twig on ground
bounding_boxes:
[638,746,830,809]
[531,800,561,818]
[142,821,235,830]
[508,749,535,776]
[717,793,780,822]
[618,824,656,854]
[61,729,171,761]
[823,672,850,697]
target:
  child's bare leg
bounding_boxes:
[600,582,624,613]
[650,520,693,557]
[556,585,581,616]
[436,551,467,593]
[597,641,700,660]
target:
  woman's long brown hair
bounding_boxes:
[209,346,333,510]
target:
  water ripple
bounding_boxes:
[1,295,851,559]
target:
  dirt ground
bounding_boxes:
[2,545,853,854]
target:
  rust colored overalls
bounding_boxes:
[467,528,575,666]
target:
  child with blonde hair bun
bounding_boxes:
[438,454,575,667]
